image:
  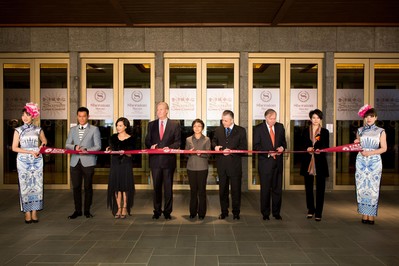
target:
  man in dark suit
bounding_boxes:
[145,102,181,220]
[253,109,287,220]
[212,110,247,220]
[65,107,101,219]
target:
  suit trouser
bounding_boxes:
[259,158,282,216]
[187,169,208,217]
[304,174,326,218]
[70,161,95,213]
[218,172,242,216]
[151,167,175,216]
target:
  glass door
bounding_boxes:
[1,60,33,187]
[286,59,323,189]
[334,60,368,188]
[37,60,69,187]
[248,59,285,189]
[81,55,155,189]
[371,60,399,186]
[248,55,323,190]
[165,55,240,189]
[1,57,70,188]
[120,59,155,189]
[81,59,117,187]
[334,56,399,189]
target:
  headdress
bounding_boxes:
[357,104,372,118]
[24,102,40,119]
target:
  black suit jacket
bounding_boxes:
[211,124,247,176]
[145,118,181,169]
[299,127,329,177]
[253,122,287,166]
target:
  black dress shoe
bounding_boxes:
[32,219,39,223]
[218,213,228,219]
[84,212,93,218]
[368,220,375,225]
[164,214,172,220]
[68,211,82,219]
[152,214,160,219]
[263,215,270,220]
[361,219,368,224]
[273,214,282,220]
[198,216,205,220]
[233,214,240,220]
[189,214,196,219]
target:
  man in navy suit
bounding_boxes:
[65,107,101,219]
[145,102,181,220]
[212,110,247,220]
[253,109,287,220]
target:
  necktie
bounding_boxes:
[226,127,231,137]
[269,125,275,147]
[160,121,164,140]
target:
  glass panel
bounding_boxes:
[3,63,30,184]
[40,63,68,184]
[206,63,234,185]
[252,63,281,185]
[123,64,152,185]
[336,64,364,185]
[374,63,399,185]
[289,64,318,186]
[169,63,197,185]
[86,64,113,184]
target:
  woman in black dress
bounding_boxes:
[300,109,329,222]
[106,117,135,219]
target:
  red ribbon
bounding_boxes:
[40,143,362,155]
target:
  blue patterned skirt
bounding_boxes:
[355,153,382,216]
[17,152,44,212]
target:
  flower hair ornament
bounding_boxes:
[357,104,372,118]
[24,102,40,119]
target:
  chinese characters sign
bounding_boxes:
[40,88,67,119]
[207,89,234,120]
[3,89,30,119]
[336,89,363,120]
[169,89,197,119]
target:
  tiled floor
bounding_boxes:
[1,188,399,265]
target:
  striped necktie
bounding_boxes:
[79,126,85,140]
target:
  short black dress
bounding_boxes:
[107,134,135,215]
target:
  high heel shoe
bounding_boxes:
[120,207,127,219]
[25,220,32,224]
[114,208,122,219]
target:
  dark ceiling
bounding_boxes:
[1,0,399,27]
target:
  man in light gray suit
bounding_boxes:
[66,107,101,219]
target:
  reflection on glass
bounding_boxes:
[252,64,281,185]
[374,64,399,185]
[40,63,68,184]
[170,63,196,88]
[124,64,152,185]
[336,64,364,185]
[3,64,30,184]
[290,64,318,186]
